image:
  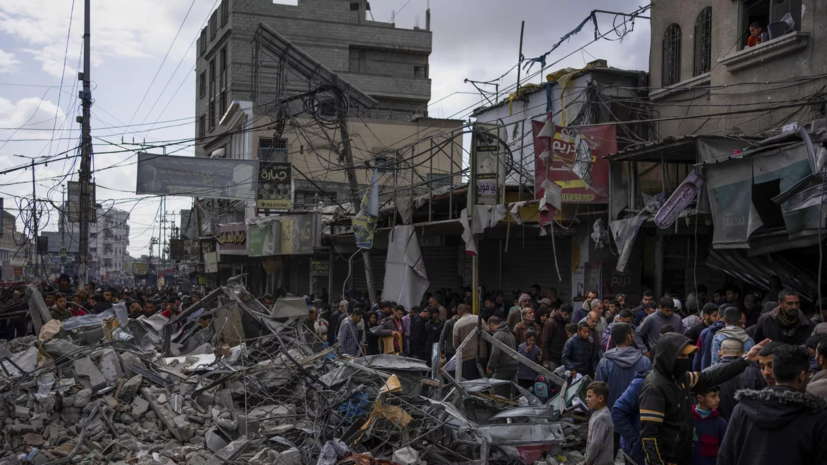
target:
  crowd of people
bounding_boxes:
[0,273,220,340]
[4,273,827,465]
[320,281,827,465]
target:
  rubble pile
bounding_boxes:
[0,283,595,465]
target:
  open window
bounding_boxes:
[739,0,801,50]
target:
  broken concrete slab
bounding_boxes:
[42,339,80,359]
[120,374,142,402]
[15,405,31,419]
[98,349,124,381]
[74,388,93,408]
[132,396,150,418]
[23,433,44,447]
[73,357,107,391]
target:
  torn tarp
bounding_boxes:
[382,225,430,311]
[610,193,666,272]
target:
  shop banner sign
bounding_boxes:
[281,214,317,255]
[218,223,247,256]
[311,261,329,276]
[204,252,218,273]
[247,219,281,257]
[257,162,292,210]
[532,122,614,204]
[472,123,507,205]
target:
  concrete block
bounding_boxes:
[98,349,123,382]
[74,357,107,391]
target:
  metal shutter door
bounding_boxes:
[478,239,500,293]
[421,246,461,293]
[500,237,572,304]
[294,256,311,297]
[331,251,386,299]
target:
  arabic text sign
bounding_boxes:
[136,153,259,200]
[473,123,506,205]
[218,223,247,255]
[532,123,614,204]
[257,162,292,210]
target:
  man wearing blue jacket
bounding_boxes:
[597,323,652,409]
[596,322,651,459]
[694,317,726,371]
[611,369,650,465]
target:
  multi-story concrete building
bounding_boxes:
[0,210,30,281]
[192,0,463,295]
[605,0,826,301]
[54,205,132,285]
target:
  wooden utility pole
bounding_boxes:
[78,0,93,285]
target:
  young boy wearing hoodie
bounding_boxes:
[692,385,727,465]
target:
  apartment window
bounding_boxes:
[662,23,682,86]
[209,10,218,40]
[694,8,712,76]
[220,47,227,91]
[198,72,206,98]
[739,0,800,50]
[259,138,288,162]
[414,66,427,78]
[221,0,229,26]
[199,28,207,56]
[220,91,227,118]
[209,101,216,132]
[350,2,360,10]
[209,59,216,95]
[198,115,205,141]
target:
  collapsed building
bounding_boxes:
[0,283,598,465]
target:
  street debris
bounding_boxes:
[0,282,597,465]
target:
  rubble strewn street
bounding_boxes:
[0,283,598,465]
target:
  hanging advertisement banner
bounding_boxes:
[257,162,292,210]
[472,123,507,205]
[136,153,259,200]
[532,121,614,204]
[353,169,379,249]
[204,252,218,273]
[217,223,247,256]
[280,214,318,255]
[246,218,281,257]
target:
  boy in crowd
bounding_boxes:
[585,381,614,465]
[517,331,541,389]
[692,385,727,465]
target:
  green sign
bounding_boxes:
[247,219,278,257]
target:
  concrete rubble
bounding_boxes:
[0,284,597,465]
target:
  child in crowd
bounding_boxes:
[517,331,541,389]
[691,385,727,465]
[566,322,578,340]
[585,381,614,465]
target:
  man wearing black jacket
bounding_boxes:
[715,338,766,421]
[753,289,813,346]
[424,308,445,366]
[409,307,430,360]
[638,332,768,465]
[684,303,719,346]
[719,345,827,465]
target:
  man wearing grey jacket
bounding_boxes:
[633,296,683,357]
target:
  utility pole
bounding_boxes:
[333,76,376,304]
[31,159,37,280]
[77,0,93,286]
[61,185,66,274]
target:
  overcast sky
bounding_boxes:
[0,0,650,258]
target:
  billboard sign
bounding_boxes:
[257,162,292,210]
[532,122,614,204]
[136,153,259,200]
[311,261,329,276]
[133,262,148,275]
[247,218,281,257]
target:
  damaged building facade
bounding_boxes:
[192,0,462,296]
[605,0,827,301]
